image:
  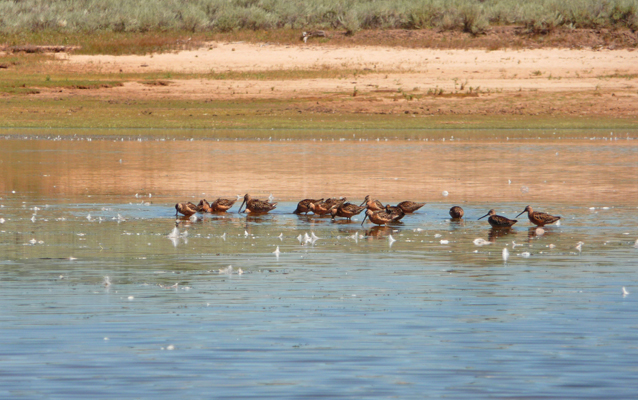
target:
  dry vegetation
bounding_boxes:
[0,0,637,54]
[1,0,638,35]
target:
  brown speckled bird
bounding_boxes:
[516,205,561,226]
[293,198,323,215]
[362,208,399,226]
[360,195,384,211]
[384,205,405,221]
[238,194,277,214]
[175,202,198,217]
[397,201,425,213]
[449,206,464,219]
[310,197,346,216]
[308,201,332,216]
[478,209,517,228]
[210,197,237,212]
[196,199,212,213]
[331,202,366,221]
[324,197,347,209]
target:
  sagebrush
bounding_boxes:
[0,0,636,34]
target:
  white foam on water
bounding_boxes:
[168,227,180,239]
[388,235,396,246]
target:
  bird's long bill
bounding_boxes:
[361,214,368,225]
[359,199,366,206]
[238,199,246,213]
[478,213,489,220]
[515,210,525,218]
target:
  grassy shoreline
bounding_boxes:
[1,66,637,133]
[2,21,637,136]
[1,96,636,132]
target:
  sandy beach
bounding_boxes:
[38,41,637,119]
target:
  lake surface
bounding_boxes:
[1,132,637,399]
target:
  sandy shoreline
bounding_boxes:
[60,42,638,93]
[64,41,636,75]
[39,42,637,120]
[0,39,635,127]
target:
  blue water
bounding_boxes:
[1,135,638,398]
[1,197,637,399]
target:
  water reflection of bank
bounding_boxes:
[1,138,637,206]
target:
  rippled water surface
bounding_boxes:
[1,134,637,399]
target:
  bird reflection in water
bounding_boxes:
[488,227,516,243]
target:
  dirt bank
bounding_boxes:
[47,41,638,119]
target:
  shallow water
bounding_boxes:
[1,135,638,398]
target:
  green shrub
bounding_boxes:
[404,1,441,29]
[0,0,636,35]
[459,3,489,35]
[338,9,360,35]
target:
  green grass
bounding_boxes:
[597,73,638,80]
[1,96,636,133]
[0,51,381,96]
[0,78,122,94]
[0,56,124,93]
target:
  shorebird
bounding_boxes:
[396,201,425,213]
[360,195,384,211]
[478,209,517,228]
[210,197,237,212]
[516,205,561,226]
[238,194,277,214]
[310,197,347,216]
[293,198,323,215]
[362,208,396,226]
[449,206,464,219]
[331,202,366,221]
[308,201,332,216]
[175,202,198,217]
[324,197,347,209]
[196,199,212,213]
[384,204,405,221]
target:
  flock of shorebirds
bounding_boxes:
[175,194,561,227]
